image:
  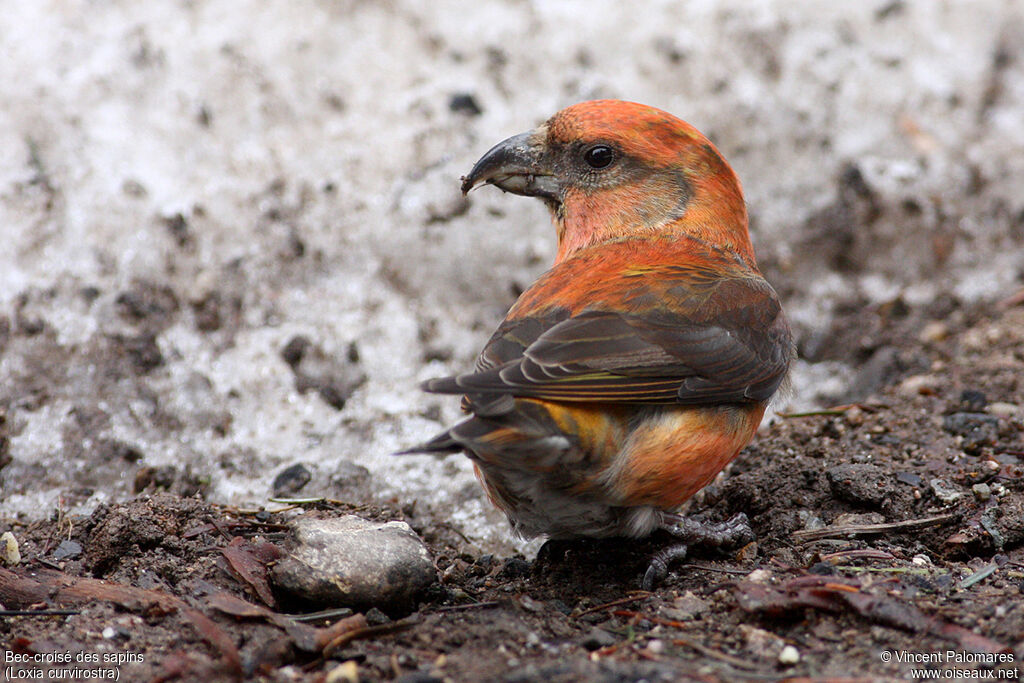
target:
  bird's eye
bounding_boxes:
[583,145,615,169]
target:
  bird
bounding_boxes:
[402,100,793,588]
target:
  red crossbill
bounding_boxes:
[404,100,793,587]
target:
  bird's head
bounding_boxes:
[462,100,753,264]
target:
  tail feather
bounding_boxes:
[394,429,462,455]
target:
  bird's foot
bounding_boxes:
[641,513,754,590]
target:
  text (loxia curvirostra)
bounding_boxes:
[403,100,793,587]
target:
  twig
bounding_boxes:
[819,549,896,562]
[267,497,326,505]
[777,403,883,419]
[434,600,502,613]
[675,562,752,575]
[0,609,80,617]
[322,620,416,658]
[284,607,355,623]
[997,287,1024,309]
[959,563,998,590]
[672,636,761,671]
[777,409,850,418]
[575,592,652,617]
[831,566,944,576]
[613,609,696,630]
[793,513,957,542]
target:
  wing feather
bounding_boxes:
[424,237,792,406]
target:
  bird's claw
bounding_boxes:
[642,512,755,589]
[642,543,690,591]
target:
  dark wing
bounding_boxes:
[424,263,792,406]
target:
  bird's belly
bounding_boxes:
[602,403,766,510]
[472,400,766,538]
[474,461,665,539]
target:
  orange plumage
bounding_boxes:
[405,100,792,549]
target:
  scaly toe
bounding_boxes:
[641,543,690,591]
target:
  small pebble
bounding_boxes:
[53,539,83,561]
[779,645,801,665]
[826,463,890,505]
[961,328,987,351]
[972,483,992,501]
[988,402,1020,418]
[272,463,312,496]
[579,627,616,651]
[519,594,545,613]
[394,673,443,683]
[930,478,963,504]
[798,510,825,529]
[746,568,772,583]
[942,412,998,453]
[449,93,483,116]
[365,607,391,626]
[102,627,117,639]
[898,374,939,396]
[661,591,709,621]
[959,390,988,412]
[918,321,948,343]
[896,471,923,487]
[498,557,531,579]
[741,625,786,659]
[325,660,359,683]
[1,532,20,565]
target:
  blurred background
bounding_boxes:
[1,0,1022,552]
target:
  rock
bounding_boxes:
[449,93,483,116]
[329,460,372,498]
[281,336,367,410]
[661,591,709,621]
[895,471,923,487]
[518,595,545,613]
[918,321,949,344]
[826,463,890,505]
[272,463,312,496]
[958,390,988,412]
[973,483,992,501]
[798,510,826,529]
[942,412,999,453]
[1,531,20,565]
[271,516,435,614]
[779,645,801,665]
[498,557,530,579]
[364,607,391,626]
[898,374,940,397]
[325,660,359,683]
[393,674,442,683]
[988,402,1020,418]
[833,512,885,527]
[740,624,786,659]
[745,568,772,583]
[809,562,835,576]
[53,539,83,560]
[930,478,963,504]
[579,627,616,651]
[846,346,899,400]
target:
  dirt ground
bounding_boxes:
[2,296,1022,682]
